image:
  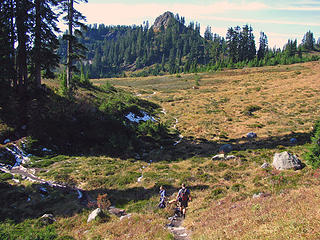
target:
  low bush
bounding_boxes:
[306,120,320,168]
[0,172,12,182]
[243,105,262,116]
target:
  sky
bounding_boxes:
[71,0,320,49]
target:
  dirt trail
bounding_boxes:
[167,210,191,240]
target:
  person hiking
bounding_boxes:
[176,183,191,218]
[158,185,166,208]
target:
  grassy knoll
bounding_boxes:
[1,61,320,239]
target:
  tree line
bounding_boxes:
[0,0,87,94]
[59,12,319,78]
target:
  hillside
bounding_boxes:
[58,11,207,78]
[57,11,320,80]
[1,61,320,239]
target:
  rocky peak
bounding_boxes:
[153,11,174,32]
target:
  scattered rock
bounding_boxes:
[40,214,56,225]
[108,206,126,217]
[87,208,104,223]
[120,213,132,221]
[272,151,303,170]
[253,192,264,198]
[212,154,225,160]
[219,144,232,153]
[42,148,52,152]
[290,138,297,144]
[247,132,257,139]
[253,192,270,198]
[225,155,236,160]
[261,162,270,169]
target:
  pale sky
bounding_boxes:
[66,0,320,49]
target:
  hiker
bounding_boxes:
[158,185,166,208]
[176,183,191,218]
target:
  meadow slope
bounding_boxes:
[1,61,320,240]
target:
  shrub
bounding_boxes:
[231,183,245,192]
[100,81,116,93]
[243,105,262,116]
[0,172,12,182]
[305,120,320,168]
[210,188,226,200]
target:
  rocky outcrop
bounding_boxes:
[272,151,303,170]
[153,11,174,32]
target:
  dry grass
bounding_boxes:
[95,62,320,141]
[186,184,320,240]
[58,212,172,240]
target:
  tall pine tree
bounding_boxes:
[32,0,60,88]
[60,0,87,91]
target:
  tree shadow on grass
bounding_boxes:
[0,179,208,223]
[138,131,312,163]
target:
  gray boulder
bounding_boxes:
[290,138,297,144]
[87,208,104,223]
[219,144,232,153]
[247,132,257,139]
[272,151,302,170]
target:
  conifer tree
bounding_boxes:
[60,0,87,91]
[32,0,60,88]
[257,32,268,60]
[302,30,315,50]
[204,26,213,41]
[0,0,16,86]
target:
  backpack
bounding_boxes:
[180,189,189,202]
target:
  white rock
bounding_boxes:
[253,192,264,198]
[120,213,132,221]
[87,208,103,223]
[225,155,236,160]
[272,151,302,170]
[212,154,225,160]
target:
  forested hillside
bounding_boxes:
[58,11,320,78]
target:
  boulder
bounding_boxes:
[225,155,236,160]
[272,151,302,170]
[247,132,257,139]
[219,144,232,154]
[108,206,126,217]
[212,154,225,160]
[87,208,104,223]
[290,138,297,144]
[120,213,132,221]
[40,214,56,225]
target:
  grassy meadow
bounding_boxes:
[1,61,320,239]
